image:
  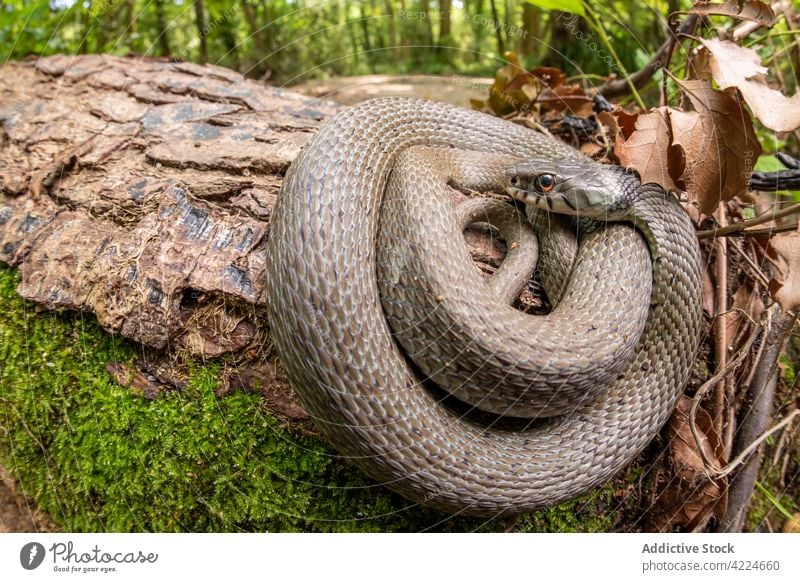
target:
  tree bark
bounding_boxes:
[0,55,339,354]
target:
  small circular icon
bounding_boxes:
[20,542,46,570]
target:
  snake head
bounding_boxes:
[503,158,633,219]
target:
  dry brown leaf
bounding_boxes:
[768,231,800,312]
[614,110,639,139]
[473,56,584,118]
[658,396,728,530]
[698,39,800,132]
[783,513,800,533]
[614,107,681,191]
[471,52,530,116]
[725,281,765,340]
[687,0,777,26]
[579,142,603,157]
[686,45,713,81]
[597,111,618,137]
[597,111,619,161]
[529,66,567,88]
[537,84,593,116]
[671,397,726,480]
[672,80,761,216]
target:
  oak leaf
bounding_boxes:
[698,39,800,132]
[672,80,761,215]
[725,280,765,341]
[614,107,682,191]
[768,230,800,313]
[686,0,777,26]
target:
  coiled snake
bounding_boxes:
[265,98,702,516]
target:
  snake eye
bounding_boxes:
[536,174,556,192]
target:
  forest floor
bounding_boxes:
[0,466,58,532]
[290,74,491,105]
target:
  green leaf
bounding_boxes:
[524,0,586,16]
[755,155,784,172]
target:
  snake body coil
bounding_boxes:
[265,98,702,516]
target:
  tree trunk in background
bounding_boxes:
[194,0,209,64]
[94,5,113,53]
[519,1,543,61]
[126,0,138,53]
[154,0,172,56]
[504,0,513,49]
[439,0,452,44]
[241,0,271,77]
[547,10,583,69]
[369,0,386,51]
[221,21,241,71]
[420,0,435,47]
[77,7,89,54]
[395,0,410,60]
[241,0,269,54]
[383,0,399,58]
[489,0,505,54]
[359,1,373,62]
[467,0,486,64]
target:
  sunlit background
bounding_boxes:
[0,0,723,86]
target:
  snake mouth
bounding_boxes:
[505,183,580,216]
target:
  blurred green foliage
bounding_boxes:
[0,0,694,85]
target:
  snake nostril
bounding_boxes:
[510,176,518,185]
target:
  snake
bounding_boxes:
[265,97,702,516]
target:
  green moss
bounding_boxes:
[0,264,623,531]
[781,354,796,389]
[746,469,799,532]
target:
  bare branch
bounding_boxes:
[697,203,800,239]
[599,15,699,99]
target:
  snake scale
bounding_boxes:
[265,98,702,516]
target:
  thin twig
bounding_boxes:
[697,203,800,239]
[702,223,799,239]
[713,206,729,447]
[599,14,699,100]
[689,323,762,475]
[730,239,771,289]
[713,410,800,479]
[689,306,800,478]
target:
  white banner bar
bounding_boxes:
[1,533,798,581]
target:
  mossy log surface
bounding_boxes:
[0,55,645,531]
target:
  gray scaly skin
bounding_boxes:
[265,98,702,516]
[377,145,652,418]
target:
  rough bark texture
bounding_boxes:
[0,54,339,355]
